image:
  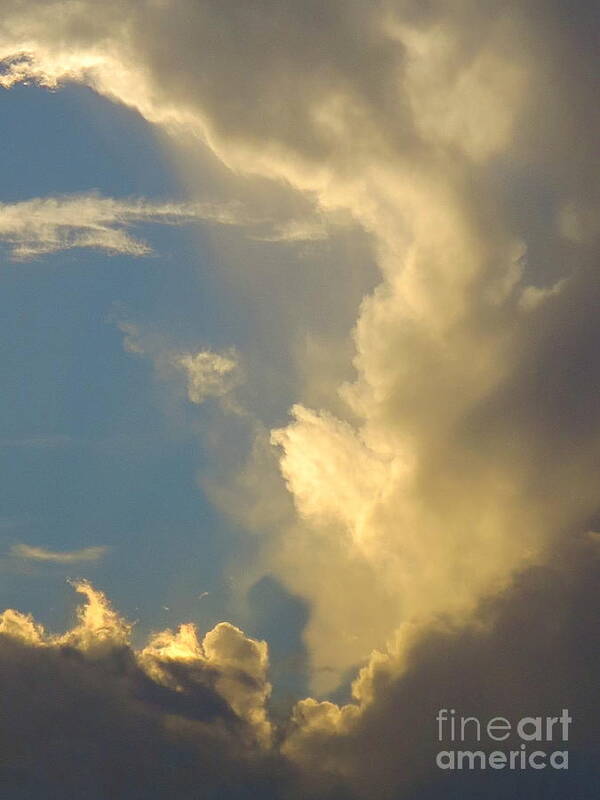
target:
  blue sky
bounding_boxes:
[0,84,310,702]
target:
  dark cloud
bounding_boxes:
[0,632,289,799]
[1,539,597,798]
[286,537,600,799]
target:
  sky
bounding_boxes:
[0,1,598,798]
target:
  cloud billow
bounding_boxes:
[0,582,294,799]
[0,549,598,798]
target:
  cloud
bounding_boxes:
[0,582,292,799]
[0,0,598,795]
[9,543,108,563]
[0,191,327,261]
[518,277,569,311]
[283,536,600,798]
[175,349,241,405]
[251,217,328,243]
[2,0,590,690]
[0,192,244,260]
[0,550,598,798]
[140,619,272,746]
[116,319,243,409]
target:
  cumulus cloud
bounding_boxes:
[9,543,108,563]
[0,549,598,798]
[140,619,272,746]
[0,581,289,798]
[3,0,590,691]
[283,536,600,799]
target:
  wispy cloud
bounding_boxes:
[174,350,241,405]
[10,543,108,563]
[0,193,245,260]
[0,192,329,261]
[117,320,243,408]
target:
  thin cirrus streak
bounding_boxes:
[10,543,108,563]
[0,192,326,260]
